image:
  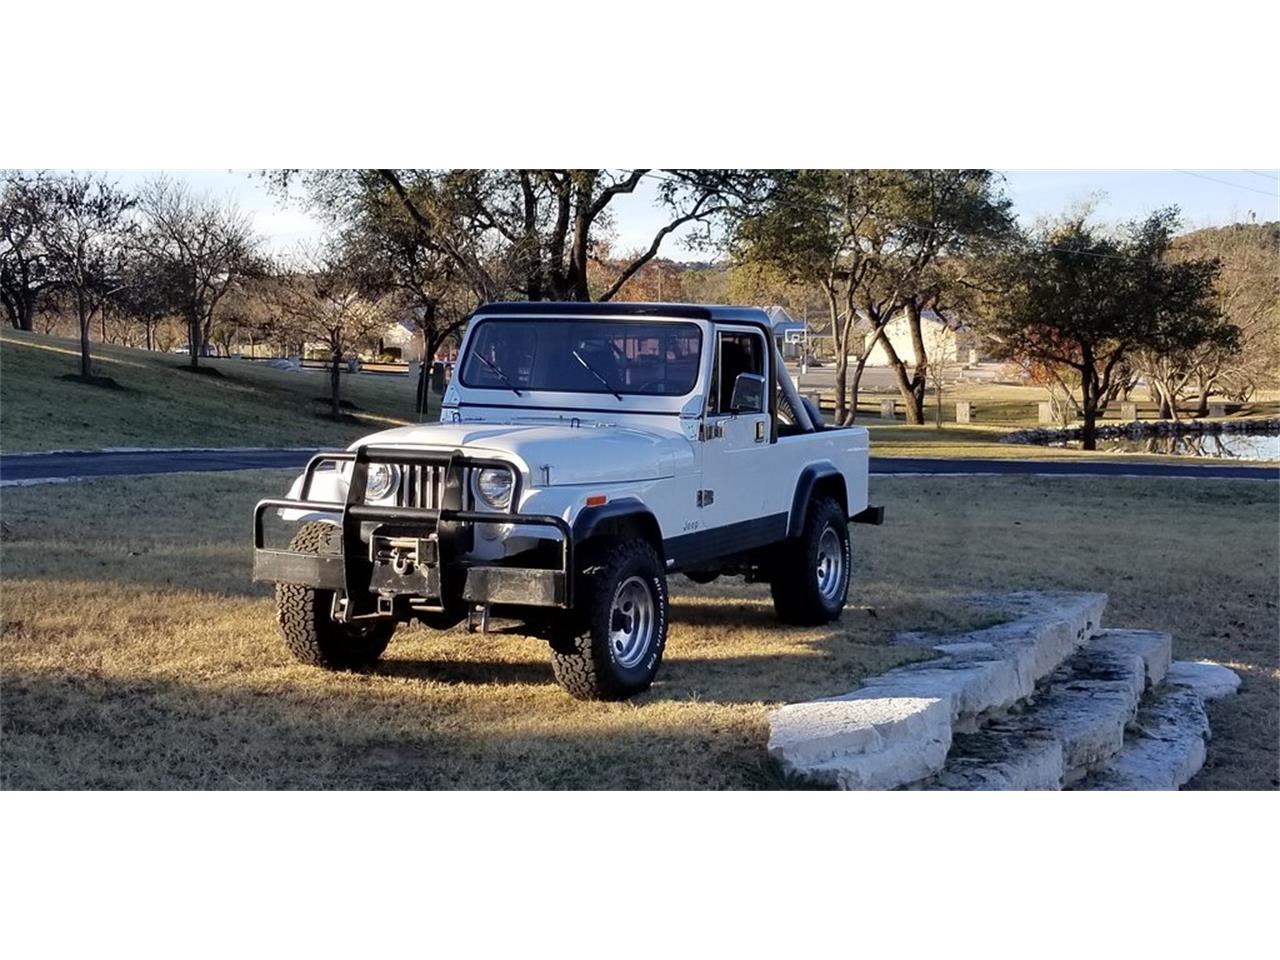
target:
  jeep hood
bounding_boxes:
[351,421,691,485]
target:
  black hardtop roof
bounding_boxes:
[471,301,771,324]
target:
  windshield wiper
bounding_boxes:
[475,352,522,396]
[572,349,623,400]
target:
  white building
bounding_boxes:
[861,310,985,368]
[377,318,424,362]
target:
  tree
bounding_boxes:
[732,170,861,423]
[338,194,480,415]
[983,208,1223,449]
[733,170,1012,425]
[112,248,183,351]
[0,171,60,332]
[1170,222,1279,410]
[137,176,258,370]
[269,243,388,419]
[274,169,764,304]
[37,174,134,380]
[212,277,279,358]
[874,172,1013,423]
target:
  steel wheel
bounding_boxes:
[815,526,845,602]
[608,575,656,669]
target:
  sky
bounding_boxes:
[96,169,1280,258]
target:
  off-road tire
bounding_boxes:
[275,521,395,669]
[549,539,668,700]
[770,497,851,625]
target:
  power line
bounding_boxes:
[1176,170,1278,198]
[1243,169,1280,183]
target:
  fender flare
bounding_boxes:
[572,497,662,547]
[787,462,847,536]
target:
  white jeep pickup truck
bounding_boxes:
[253,302,882,699]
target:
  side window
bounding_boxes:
[710,330,766,415]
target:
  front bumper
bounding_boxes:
[252,445,573,617]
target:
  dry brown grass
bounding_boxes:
[2,470,1276,789]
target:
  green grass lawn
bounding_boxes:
[2,470,1274,790]
[0,329,432,452]
[3,329,1274,468]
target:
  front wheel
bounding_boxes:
[769,497,851,625]
[275,521,396,669]
[549,539,668,700]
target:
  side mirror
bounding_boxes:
[730,372,767,414]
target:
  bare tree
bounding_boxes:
[37,174,134,380]
[269,243,389,419]
[1171,221,1279,410]
[137,176,258,370]
[341,205,480,415]
[1,171,60,332]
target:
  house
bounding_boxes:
[765,306,809,360]
[861,310,986,367]
[377,318,424,362]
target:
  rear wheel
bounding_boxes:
[770,497,850,625]
[549,539,668,700]
[275,521,395,669]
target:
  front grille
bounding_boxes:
[395,463,447,509]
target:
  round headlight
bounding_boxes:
[476,468,513,509]
[365,463,400,501]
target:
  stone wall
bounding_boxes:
[1001,417,1280,445]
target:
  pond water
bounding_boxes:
[1051,431,1280,461]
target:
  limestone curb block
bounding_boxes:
[1030,646,1147,782]
[805,734,954,790]
[1165,660,1242,700]
[1092,629,1172,688]
[869,591,1109,721]
[766,592,1108,790]
[766,697,952,786]
[927,637,1148,789]
[931,727,1065,790]
[1086,687,1211,790]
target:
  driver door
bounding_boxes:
[698,326,782,540]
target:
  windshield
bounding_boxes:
[459,319,703,397]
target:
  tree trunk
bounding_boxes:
[330,349,342,420]
[14,295,36,332]
[417,331,441,418]
[1080,376,1098,450]
[880,311,926,424]
[187,310,201,369]
[78,296,92,379]
[847,355,871,425]
[1194,373,1210,417]
[833,351,848,425]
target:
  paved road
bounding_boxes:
[0,448,317,483]
[2,447,1275,484]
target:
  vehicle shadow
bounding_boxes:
[364,589,943,708]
